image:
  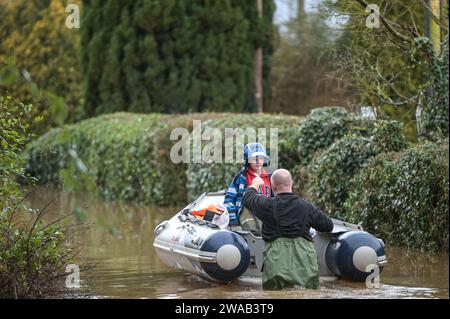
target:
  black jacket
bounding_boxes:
[242,188,333,242]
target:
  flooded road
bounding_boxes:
[23,186,449,299]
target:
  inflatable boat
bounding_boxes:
[153,190,387,283]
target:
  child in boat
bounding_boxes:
[223,143,272,226]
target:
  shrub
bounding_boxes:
[308,134,378,219]
[1,95,33,211]
[307,120,407,219]
[1,95,81,298]
[345,140,449,251]
[417,37,449,140]
[297,107,352,166]
[370,119,408,153]
[26,113,171,205]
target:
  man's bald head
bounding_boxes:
[271,169,293,194]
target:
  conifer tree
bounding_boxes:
[0,0,82,131]
[81,0,274,115]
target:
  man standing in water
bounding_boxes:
[243,169,333,290]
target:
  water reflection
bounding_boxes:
[22,186,449,299]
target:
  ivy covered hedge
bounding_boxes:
[295,107,382,166]
[26,113,181,205]
[297,107,353,165]
[307,120,407,219]
[345,140,449,251]
[24,112,302,206]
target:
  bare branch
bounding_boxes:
[354,0,411,42]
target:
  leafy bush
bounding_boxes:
[297,107,352,165]
[26,113,169,205]
[420,37,449,140]
[0,208,82,298]
[1,95,80,298]
[307,120,407,219]
[370,119,408,153]
[308,134,377,219]
[345,140,449,251]
[1,95,33,211]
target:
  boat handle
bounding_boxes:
[154,221,169,236]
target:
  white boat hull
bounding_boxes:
[153,191,387,282]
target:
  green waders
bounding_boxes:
[262,237,320,290]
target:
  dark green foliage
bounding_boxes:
[297,107,353,166]
[307,120,407,219]
[296,107,384,166]
[308,135,378,219]
[371,119,408,153]
[416,37,449,140]
[26,113,170,204]
[81,0,274,115]
[345,140,449,251]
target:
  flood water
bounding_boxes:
[22,186,449,299]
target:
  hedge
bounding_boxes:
[345,140,449,252]
[1,94,79,298]
[24,112,302,205]
[297,107,352,166]
[26,113,165,203]
[295,107,384,166]
[301,119,407,218]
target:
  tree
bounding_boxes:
[268,4,352,115]
[81,0,274,116]
[0,0,82,133]
[321,0,449,140]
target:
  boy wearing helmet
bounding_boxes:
[223,143,272,226]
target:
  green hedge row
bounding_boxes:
[307,120,407,219]
[296,107,379,166]
[24,112,302,206]
[345,140,449,251]
[26,113,168,204]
